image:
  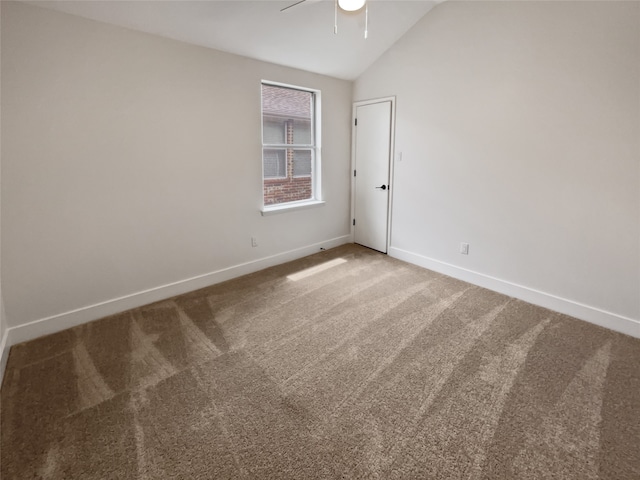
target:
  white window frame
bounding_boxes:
[261,80,324,216]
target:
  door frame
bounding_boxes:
[350,96,397,253]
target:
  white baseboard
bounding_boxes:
[0,235,352,377]
[0,328,9,388]
[389,246,640,339]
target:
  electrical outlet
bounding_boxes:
[251,237,258,248]
[460,242,469,255]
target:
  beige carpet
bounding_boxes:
[1,244,639,479]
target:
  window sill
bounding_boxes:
[261,200,325,216]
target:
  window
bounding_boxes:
[261,82,320,209]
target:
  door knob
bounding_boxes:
[375,185,387,190]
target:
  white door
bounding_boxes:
[353,100,392,253]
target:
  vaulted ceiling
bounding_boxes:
[27,0,442,80]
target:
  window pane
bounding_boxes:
[263,118,285,144]
[262,85,312,145]
[293,149,312,177]
[263,148,286,178]
[292,119,312,145]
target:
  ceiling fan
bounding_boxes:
[281,0,369,38]
[281,0,365,12]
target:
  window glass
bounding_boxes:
[292,149,312,177]
[263,148,287,178]
[261,83,318,207]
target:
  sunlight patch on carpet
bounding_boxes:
[287,257,347,281]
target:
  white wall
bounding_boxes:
[0,0,7,384]
[1,2,353,344]
[355,1,640,336]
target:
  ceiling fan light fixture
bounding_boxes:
[338,0,366,12]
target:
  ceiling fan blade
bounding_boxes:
[280,0,307,12]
